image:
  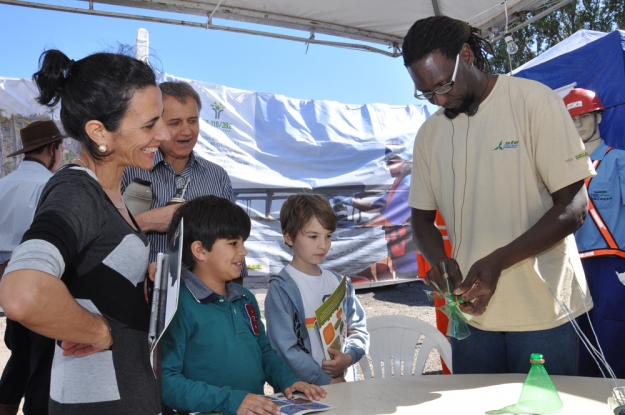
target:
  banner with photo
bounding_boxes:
[0,73,429,287]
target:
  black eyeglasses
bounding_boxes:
[414,53,459,100]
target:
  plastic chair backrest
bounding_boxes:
[359,315,452,379]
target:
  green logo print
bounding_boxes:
[493,141,504,151]
[211,101,225,119]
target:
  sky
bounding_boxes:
[0,0,428,108]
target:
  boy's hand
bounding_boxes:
[236,393,280,415]
[321,348,353,377]
[284,381,326,401]
[329,376,346,384]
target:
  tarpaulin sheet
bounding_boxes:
[0,73,429,286]
[515,30,625,150]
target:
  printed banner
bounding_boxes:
[0,73,429,287]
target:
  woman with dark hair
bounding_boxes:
[0,49,169,414]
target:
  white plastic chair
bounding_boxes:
[359,315,452,379]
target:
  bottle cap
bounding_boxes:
[530,353,545,363]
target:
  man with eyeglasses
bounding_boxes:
[403,16,595,375]
[122,82,246,279]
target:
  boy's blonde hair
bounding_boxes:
[280,194,337,247]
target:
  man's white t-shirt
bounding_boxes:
[286,264,339,366]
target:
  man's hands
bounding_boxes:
[424,258,463,293]
[284,381,326,401]
[321,348,353,378]
[423,254,503,316]
[60,313,112,357]
[134,204,181,233]
[454,250,505,316]
[236,394,281,415]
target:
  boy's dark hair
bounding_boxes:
[168,195,251,269]
[280,194,337,247]
[159,81,203,111]
[402,16,493,71]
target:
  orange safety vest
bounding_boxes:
[416,211,452,374]
[417,211,452,278]
[579,147,625,260]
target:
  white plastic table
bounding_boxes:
[317,374,619,415]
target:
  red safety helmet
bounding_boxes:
[563,88,605,117]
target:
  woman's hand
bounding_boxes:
[144,261,157,302]
[60,313,112,357]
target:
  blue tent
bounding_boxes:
[515,30,625,150]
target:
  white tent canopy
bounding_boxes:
[0,0,573,56]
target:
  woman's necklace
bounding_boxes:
[105,190,126,210]
[73,158,126,210]
[74,158,89,169]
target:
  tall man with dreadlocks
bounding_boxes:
[404,16,595,375]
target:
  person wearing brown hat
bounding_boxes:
[0,120,65,415]
[0,120,65,274]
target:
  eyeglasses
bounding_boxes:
[414,53,460,100]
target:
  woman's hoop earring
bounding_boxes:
[98,144,107,153]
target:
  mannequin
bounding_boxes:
[564,88,625,379]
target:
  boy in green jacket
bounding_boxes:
[161,195,325,415]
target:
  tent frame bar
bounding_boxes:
[0,0,575,57]
[0,0,401,57]
[487,0,574,42]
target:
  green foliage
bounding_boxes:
[488,0,625,74]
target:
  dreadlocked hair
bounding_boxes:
[402,16,493,72]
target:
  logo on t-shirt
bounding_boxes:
[493,140,519,151]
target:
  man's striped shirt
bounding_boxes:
[122,150,247,277]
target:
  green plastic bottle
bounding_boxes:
[515,353,564,414]
[486,353,563,414]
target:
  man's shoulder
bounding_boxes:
[122,165,154,180]
[501,75,561,105]
[192,153,229,176]
[0,162,51,184]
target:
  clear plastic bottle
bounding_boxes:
[515,353,564,414]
